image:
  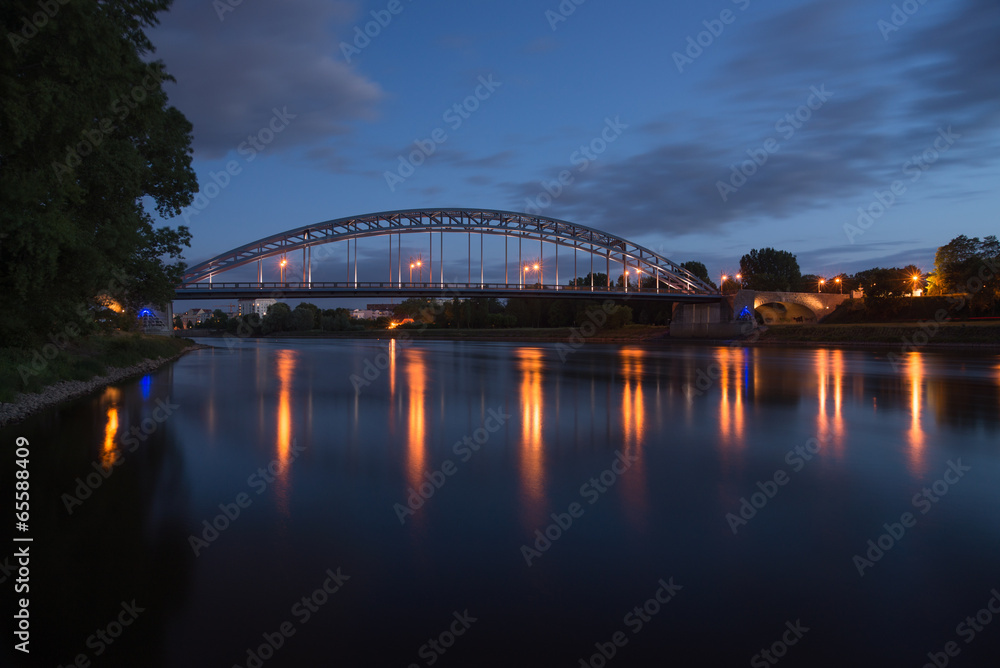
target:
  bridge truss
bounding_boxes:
[178,208,717,298]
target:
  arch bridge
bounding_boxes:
[175,208,720,302]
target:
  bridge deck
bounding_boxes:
[174,281,722,302]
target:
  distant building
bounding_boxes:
[239,298,276,317]
[179,308,212,328]
[351,308,393,320]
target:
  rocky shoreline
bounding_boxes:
[0,345,206,428]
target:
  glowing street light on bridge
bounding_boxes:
[409,258,423,283]
[280,256,287,283]
[835,277,842,293]
[818,278,825,293]
[522,263,538,288]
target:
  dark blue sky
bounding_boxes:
[150,0,999,301]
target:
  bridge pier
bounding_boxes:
[670,300,745,338]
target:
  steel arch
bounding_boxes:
[179,208,716,294]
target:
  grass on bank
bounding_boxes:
[0,333,195,402]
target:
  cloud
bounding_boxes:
[148,0,383,160]
[502,0,1000,239]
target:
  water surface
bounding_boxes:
[5,340,1000,667]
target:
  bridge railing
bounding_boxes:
[176,281,702,294]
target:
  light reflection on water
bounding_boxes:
[51,339,1000,667]
[517,347,546,529]
[274,348,296,515]
[101,387,121,470]
[405,347,427,495]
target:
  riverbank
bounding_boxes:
[0,334,204,427]
[186,321,1000,351]
[745,322,1000,350]
[186,324,674,344]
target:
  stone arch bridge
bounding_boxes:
[671,290,850,337]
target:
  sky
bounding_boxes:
[147,0,1000,309]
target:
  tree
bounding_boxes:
[262,302,292,334]
[205,309,229,330]
[320,308,353,331]
[739,249,801,292]
[290,307,315,331]
[679,261,718,290]
[295,302,320,328]
[934,235,1000,304]
[394,298,435,321]
[0,0,197,345]
[796,274,825,293]
[900,264,924,295]
[569,273,609,288]
[853,267,909,299]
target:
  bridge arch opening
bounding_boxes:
[755,302,818,325]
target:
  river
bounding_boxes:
[5,339,1000,667]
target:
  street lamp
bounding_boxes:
[409,258,423,283]
[912,275,920,296]
[835,277,842,294]
[818,278,825,293]
[280,257,287,283]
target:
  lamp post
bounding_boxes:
[409,258,423,283]
[280,257,287,283]
[735,273,742,291]
[818,278,825,293]
[835,277,842,294]
[912,275,920,296]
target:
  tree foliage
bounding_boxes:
[569,273,609,288]
[679,261,717,290]
[0,0,197,344]
[738,248,801,292]
[932,235,1000,312]
[853,268,904,299]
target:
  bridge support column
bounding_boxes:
[670,301,744,339]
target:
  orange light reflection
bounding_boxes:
[405,349,427,494]
[101,387,121,470]
[275,350,297,515]
[906,353,926,475]
[715,347,746,459]
[620,348,648,524]
[518,349,546,527]
[815,349,845,455]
